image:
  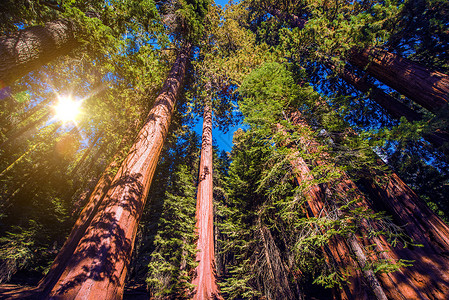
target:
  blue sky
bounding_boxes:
[194,119,243,153]
[191,0,242,153]
[214,0,231,7]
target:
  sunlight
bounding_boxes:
[54,95,81,123]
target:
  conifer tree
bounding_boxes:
[144,128,200,299]
[235,62,449,299]
[193,96,221,299]
[252,0,449,112]
[45,1,210,298]
[46,42,192,299]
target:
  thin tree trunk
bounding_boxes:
[193,101,222,300]
[0,110,51,149]
[68,131,103,177]
[46,42,191,299]
[268,9,449,112]
[0,19,80,86]
[12,98,52,132]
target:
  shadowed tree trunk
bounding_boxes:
[0,19,80,86]
[0,110,51,149]
[192,100,222,299]
[329,63,421,122]
[267,9,449,112]
[329,64,449,151]
[68,131,103,177]
[46,42,191,300]
[10,98,52,133]
[37,123,139,298]
[349,48,449,112]
[277,123,382,300]
[257,216,302,299]
[287,112,449,299]
[362,171,449,253]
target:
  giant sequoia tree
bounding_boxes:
[1,0,449,299]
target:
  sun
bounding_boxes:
[54,96,81,123]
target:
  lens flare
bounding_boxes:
[54,96,81,123]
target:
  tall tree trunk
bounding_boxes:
[37,122,140,298]
[12,98,52,132]
[329,63,421,122]
[288,112,449,299]
[68,131,103,177]
[257,216,303,299]
[278,123,383,300]
[362,170,449,253]
[0,19,80,86]
[47,42,191,300]
[0,110,51,149]
[268,9,449,112]
[330,64,449,151]
[192,101,222,299]
[349,48,449,112]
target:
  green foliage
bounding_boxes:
[146,165,198,299]
[216,58,409,297]
[1,0,448,297]
[0,0,171,283]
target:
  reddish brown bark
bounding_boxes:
[331,64,449,151]
[192,102,222,300]
[0,19,79,86]
[47,43,191,299]
[268,9,449,113]
[363,171,449,253]
[286,136,384,300]
[331,64,421,122]
[349,48,449,112]
[37,126,137,297]
[288,113,449,299]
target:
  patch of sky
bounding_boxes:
[193,116,246,153]
[214,0,235,8]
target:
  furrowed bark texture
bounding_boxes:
[38,123,139,298]
[363,172,449,253]
[289,113,449,299]
[269,9,449,113]
[285,137,381,299]
[47,43,191,300]
[333,65,449,151]
[193,103,222,300]
[257,218,299,300]
[0,19,79,86]
[332,65,421,122]
[349,48,449,112]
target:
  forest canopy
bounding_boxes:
[0,0,449,299]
